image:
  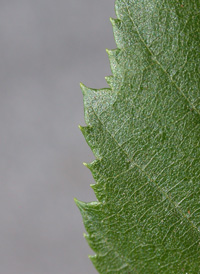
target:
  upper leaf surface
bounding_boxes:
[77,0,200,273]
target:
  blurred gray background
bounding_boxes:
[0,1,116,273]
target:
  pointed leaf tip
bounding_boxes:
[110,17,114,24]
[80,82,85,89]
[83,162,90,168]
[84,233,89,241]
[110,17,116,26]
[80,82,89,96]
[74,198,87,212]
[105,48,111,55]
[89,254,97,264]
[78,125,86,134]
[78,125,87,136]
[105,75,114,87]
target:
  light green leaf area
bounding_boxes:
[76,0,200,273]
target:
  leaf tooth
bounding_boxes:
[83,160,98,171]
[83,162,90,169]
[105,75,124,93]
[74,198,87,215]
[83,232,88,239]
[74,198,100,214]
[80,82,91,95]
[110,17,124,49]
[80,82,102,95]
[78,124,90,141]
[87,234,111,261]
[83,161,103,187]
[75,199,101,233]
[79,126,102,160]
[80,83,113,125]
[83,233,95,251]
[80,83,96,125]
[110,17,120,26]
[80,83,95,125]
[78,125,92,144]
[114,0,122,20]
[105,75,114,89]
[84,233,99,253]
[78,125,89,136]
[89,254,103,273]
[80,82,111,95]
[91,183,105,203]
[89,254,98,265]
[105,48,119,57]
[80,83,96,104]
[75,200,101,251]
[106,48,122,79]
[83,160,105,201]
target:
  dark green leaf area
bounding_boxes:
[76,0,200,273]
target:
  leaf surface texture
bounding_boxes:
[76,0,200,273]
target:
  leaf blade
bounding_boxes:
[77,0,200,273]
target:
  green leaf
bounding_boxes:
[76,0,200,273]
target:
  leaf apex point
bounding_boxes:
[105,75,113,83]
[110,17,114,23]
[106,48,116,57]
[80,82,85,88]
[110,17,119,25]
[74,197,79,204]
[80,82,90,95]
[89,254,96,259]
[78,125,85,133]
[74,198,86,210]
[83,162,89,168]
[74,198,81,208]
[83,233,89,239]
